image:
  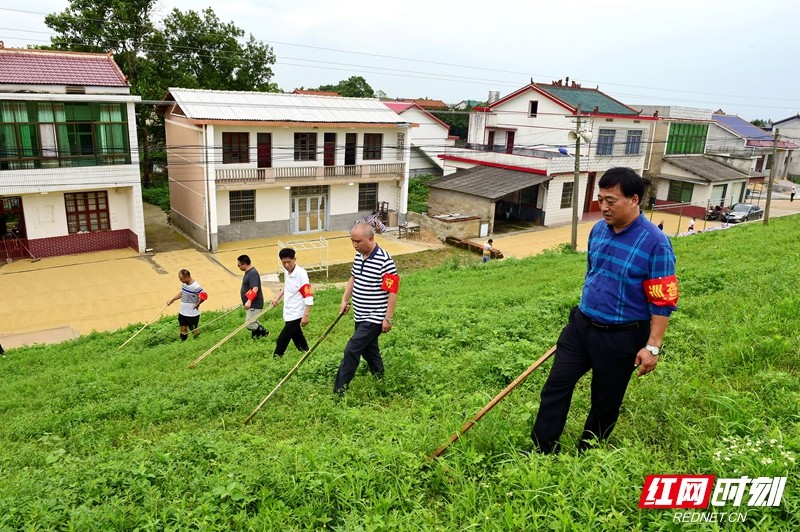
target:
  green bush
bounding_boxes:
[141,182,170,213]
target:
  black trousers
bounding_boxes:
[334,321,384,393]
[531,307,650,453]
[274,318,309,356]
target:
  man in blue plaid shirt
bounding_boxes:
[532,167,679,454]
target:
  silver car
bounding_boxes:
[721,203,764,223]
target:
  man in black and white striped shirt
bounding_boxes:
[335,222,399,394]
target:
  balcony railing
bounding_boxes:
[215,163,405,185]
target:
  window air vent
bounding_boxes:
[634,120,641,123]
[66,86,86,94]
[605,118,614,122]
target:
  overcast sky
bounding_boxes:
[1,0,798,122]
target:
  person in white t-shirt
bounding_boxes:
[167,269,207,341]
[270,248,314,359]
[482,239,494,263]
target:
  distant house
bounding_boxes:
[712,113,796,177]
[451,99,481,110]
[771,114,800,178]
[0,46,145,261]
[431,79,655,233]
[634,106,798,218]
[292,89,340,97]
[158,89,411,250]
[383,102,457,176]
[400,98,449,110]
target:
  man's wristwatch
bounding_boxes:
[645,344,660,356]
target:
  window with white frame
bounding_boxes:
[625,130,643,155]
[528,101,539,118]
[230,190,255,222]
[596,129,615,156]
[561,182,574,208]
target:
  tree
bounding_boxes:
[751,119,772,129]
[44,1,278,185]
[316,76,375,98]
[147,8,277,93]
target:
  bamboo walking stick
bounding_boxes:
[429,345,557,460]
[243,311,345,425]
[117,303,170,350]
[188,304,275,368]
[192,305,240,332]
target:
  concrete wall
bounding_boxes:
[407,211,481,240]
[165,115,208,245]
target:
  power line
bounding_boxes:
[2,8,800,109]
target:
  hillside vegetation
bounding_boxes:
[1,217,798,530]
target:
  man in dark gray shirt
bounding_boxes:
[237,255,269,339]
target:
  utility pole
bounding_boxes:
[763,128,779,225]
[571,104,582,250]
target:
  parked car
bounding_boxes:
[720,203,764,223]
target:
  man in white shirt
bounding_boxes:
[270,248,313,359]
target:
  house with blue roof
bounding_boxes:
[771,114,800,178]
[427,79,656,233]
[711,113,797,177]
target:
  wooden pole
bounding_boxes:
[429,345,557,460]
[243,312,344,425]
[188,304,274,368]
[117,303,170,350]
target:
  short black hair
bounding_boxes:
[237,254,251,266]
[279,248,296,260]
[598,167,644,203]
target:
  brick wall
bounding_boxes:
[28,230,139,258]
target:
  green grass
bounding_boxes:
[1,218,799,529]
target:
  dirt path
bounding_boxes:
[143,202,196,252]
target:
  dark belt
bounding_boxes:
[580,310,649,331]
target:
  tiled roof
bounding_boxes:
[0,48,128,87]
[537,84,639,116]
[292,89,340,96]
[165,88,410,124]
[384,102,414,114]
[713,114,798,149]
[662,155,749,183]
[401,98,448,109]
[485,83,641,117]
[429,166,551,200]
[382,101,451,131]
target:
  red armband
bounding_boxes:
[381,273,400,294]
[643,275,679,307]
[198,291,208,301]
[299,283,313,298]
[245,288,257,302]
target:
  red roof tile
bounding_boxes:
[0,48,128,87]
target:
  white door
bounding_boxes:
[292,195,327,233]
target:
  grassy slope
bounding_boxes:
[1,218,798,530]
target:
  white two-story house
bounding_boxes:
[0,46,145,261]
[159,89,411,250]
[429,79,655,230]
[383,102,457,176]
